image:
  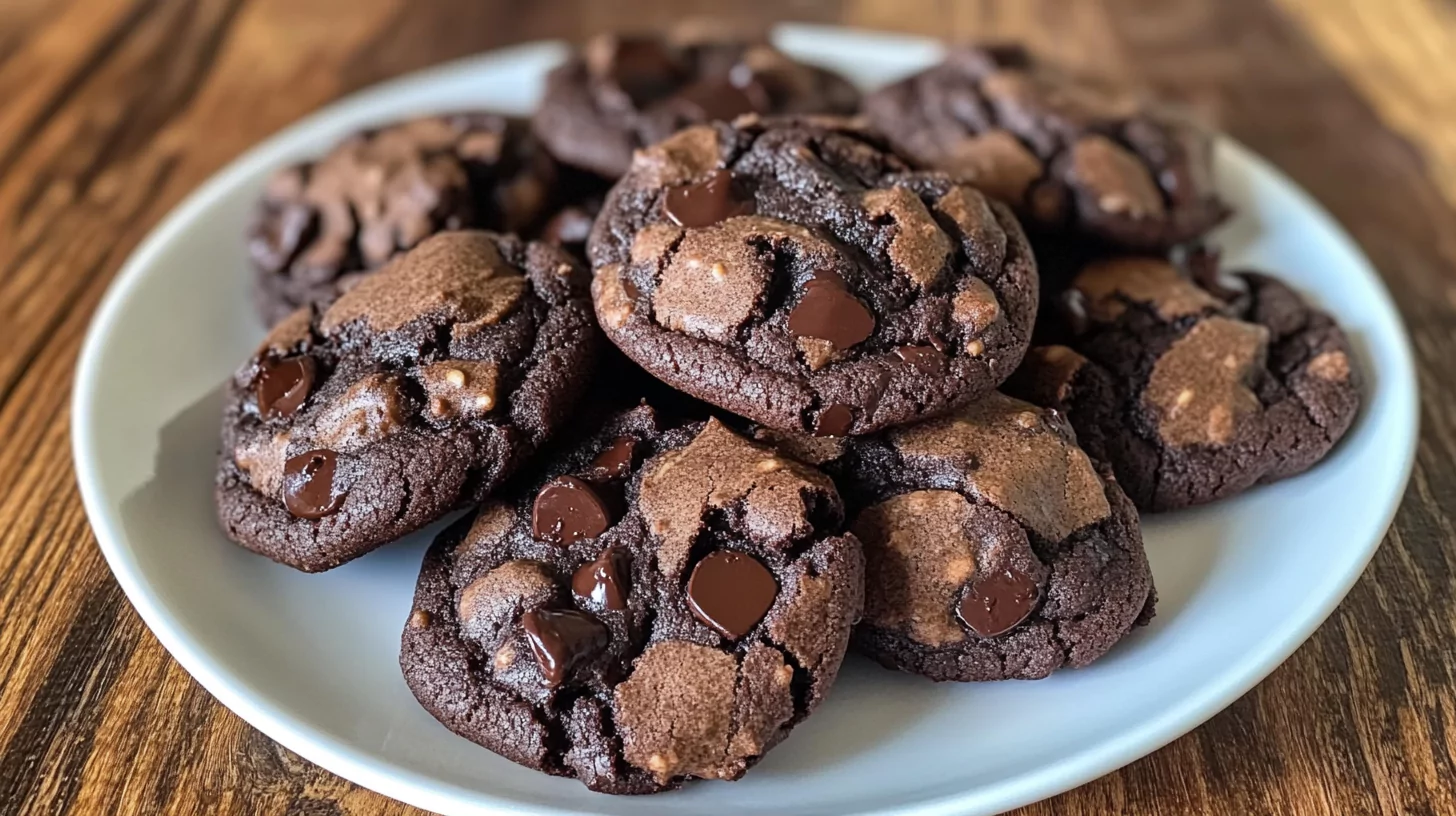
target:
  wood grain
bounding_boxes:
[1,0,1454,814]
[1274,0,1456,212]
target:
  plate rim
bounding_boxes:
[70,27,1420,816]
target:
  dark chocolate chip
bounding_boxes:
[572,546,631,610]
[686,551,778,640]
[894,345,946,375]
[787,276,875,350]
[255,356,315,419]
[531,476,611,545]
[621,274,641,300]
[282,449,346,519]
[664,169,755,228]
[608,38,684,104]
[956,567,1040,638]
[673,78,765,122]
[1060,288,1090,336]
[520,607,609,687]
[813,404,854,437]
[588,436,636,483]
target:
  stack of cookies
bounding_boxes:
[215,29,1361,794]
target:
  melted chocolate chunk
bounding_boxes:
[520,607,609,687]
[621,274,641,301]
[787,276,875,351]
[894,345,946,375]
[663,169,755,228]
[531,476,611,545]
[956,567,1040,638]
[686,551,778,640]
[255,356,315,419]
[282,449,346,519]
[813,404,854,437]
[571,546,632,611]
[588,436,636,482]
[674,78,765,121]
[609,38,685,104]
[1060,288,1091,337]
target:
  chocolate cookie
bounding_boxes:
[862,44,1229,251]
[586,117,1039,437]
[1007,256,1361,511]
[765,392,1153,681]
[400,407,864,793]
[532,30,860,179]
[216,231,598,571]
[248,114,558,324]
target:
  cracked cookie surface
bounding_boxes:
[400,406,864,793]
[587,116,1038,436]
[1007,256,1361,512]
[532,29,860,179]
[760,391,1154,681]
[217,231,598,571]
[862,44,1229,251]
[247,113,560,324]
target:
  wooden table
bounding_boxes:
[2,0,1453,813]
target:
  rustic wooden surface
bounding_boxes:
[1,0,1453,813]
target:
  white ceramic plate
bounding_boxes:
[72,25,1418,816]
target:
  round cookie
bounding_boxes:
[780,392,1154,681]
[216,231,598,571]
[586,116,1039,437]
[862,44,1229,251]
[1006,256,1361,512]
[248,113,559,324]
[400,407,864,793]
[532,30,860,179]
